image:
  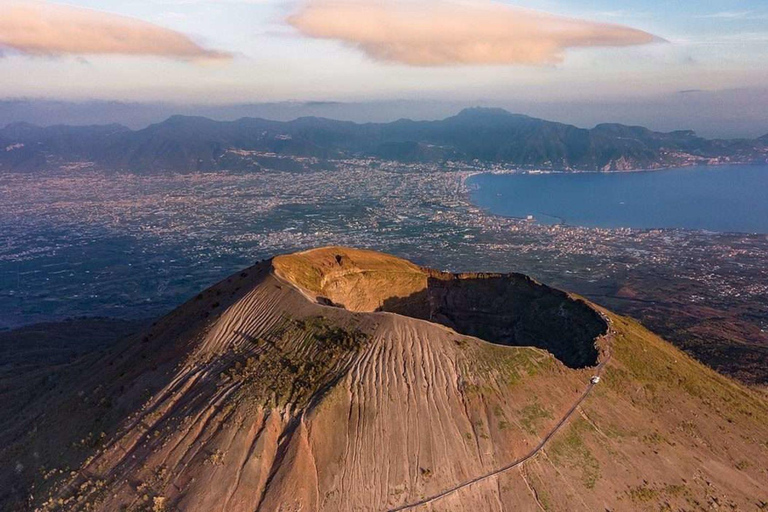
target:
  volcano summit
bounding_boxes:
[2,247,767,511]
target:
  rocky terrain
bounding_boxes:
[1,247,767,511]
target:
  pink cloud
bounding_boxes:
[0,1,230,60]
[289,0,661,66]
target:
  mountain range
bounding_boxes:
[2,108,767,172]
[2,247,767,511]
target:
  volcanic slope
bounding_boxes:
[2,247,767,511]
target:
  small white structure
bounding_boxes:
[591,376,600,384]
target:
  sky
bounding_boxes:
[0,0,767,135]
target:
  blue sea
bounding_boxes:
[468,165,768,234]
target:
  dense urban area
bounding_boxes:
[2,158,767,383]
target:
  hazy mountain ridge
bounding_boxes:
[1,107,767,172]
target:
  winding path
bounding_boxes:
[388,348,612,511]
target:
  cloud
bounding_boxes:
[697,11,751,19]
[697,11,768,20]
[288,0,661,66]
[0,0,230,60]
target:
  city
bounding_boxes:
[2,158,767,382]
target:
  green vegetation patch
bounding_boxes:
[548,418,601,489]
[525,471,552,511]
[473,343,556,388]
[222,315,370,406]
[520,402,554,435]
[608,315,768,421]
[624,482,693,507]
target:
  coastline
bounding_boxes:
[462,163,768,235]
[462,160,766,177]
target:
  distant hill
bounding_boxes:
[0,123,129,172]
[2,247,767,511]
[1,108,767,172]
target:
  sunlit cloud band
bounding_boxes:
[0,0,230,60]
[289,0,661,66]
